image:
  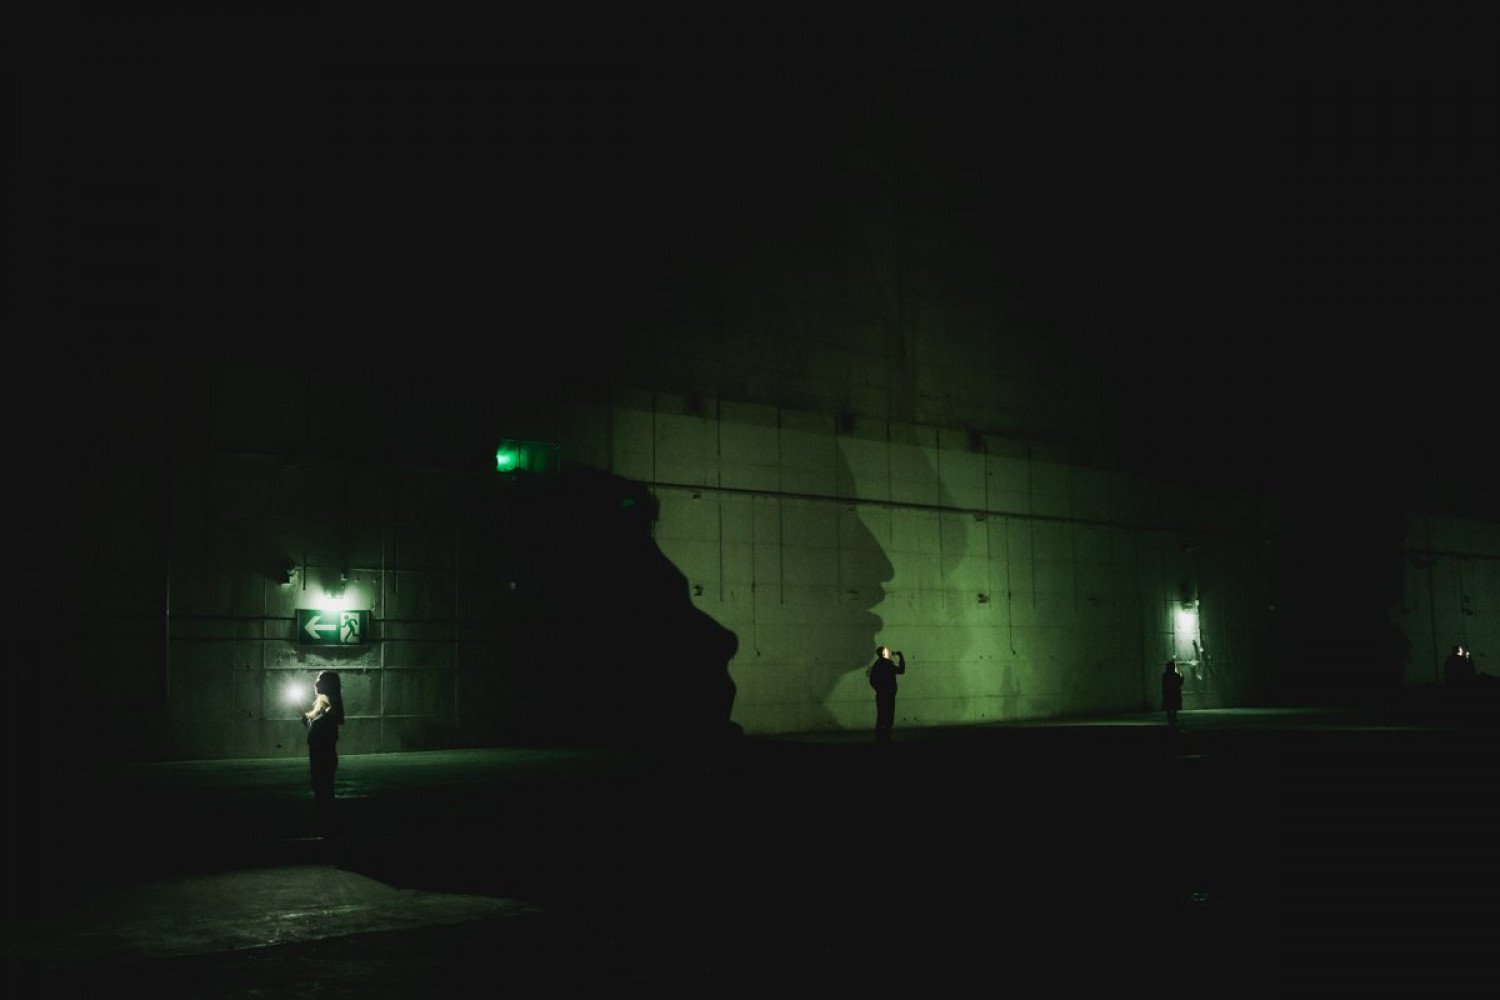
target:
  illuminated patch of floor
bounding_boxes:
[5,865,539,970]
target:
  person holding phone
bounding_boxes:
[868,646,906,745]
[1161,658,1184,729]
[304,670,345,839]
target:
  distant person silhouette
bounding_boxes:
[1443,644,1476,689]
[304,670,345,839]
[867,645,906,744]
[1441,643,1499,720]
[1161,658,1184,729]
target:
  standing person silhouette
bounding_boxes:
[304,670,345,840]
[868,645,906,744]
[1161,658,1184,729]
[1443,644,1475,689]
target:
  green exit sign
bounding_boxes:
[296,609,370,646]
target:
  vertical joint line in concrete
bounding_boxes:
[1003,516,1016,654]
[1072,522,1079,615]
[777,409,785,603]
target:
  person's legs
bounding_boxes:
[311,752,338,839]
[875,692,894,743]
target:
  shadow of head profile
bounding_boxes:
[471,465,739,749]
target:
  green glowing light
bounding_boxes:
[494,438,558,474]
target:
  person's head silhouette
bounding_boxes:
[476,466,739,748]
[313,671,344,723]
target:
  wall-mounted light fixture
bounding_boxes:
[495,439,559,474]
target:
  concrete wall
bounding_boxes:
[34,79,1495,760]
[48,356,1292,761]
[1397,515,1500,687]
[44,374,1498,764]
[618,392,1276,735]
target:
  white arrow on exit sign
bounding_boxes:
[303,614,339,640]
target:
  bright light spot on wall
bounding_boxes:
[314,581,367,612]
[283,681,306,706]
[1174,604,1199,637]
[494,438,558,474]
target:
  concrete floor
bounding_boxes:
[6,708,1499,996]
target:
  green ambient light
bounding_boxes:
[494,439,558,474]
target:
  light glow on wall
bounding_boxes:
[313,580,367,612]
[319,591,350,611]
[494,438,558,474]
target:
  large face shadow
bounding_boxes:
[469,466,739,748]
[755,437,967,733]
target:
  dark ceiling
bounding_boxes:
[13,16,1497,518]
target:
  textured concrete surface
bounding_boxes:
[6,708,1499,997]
